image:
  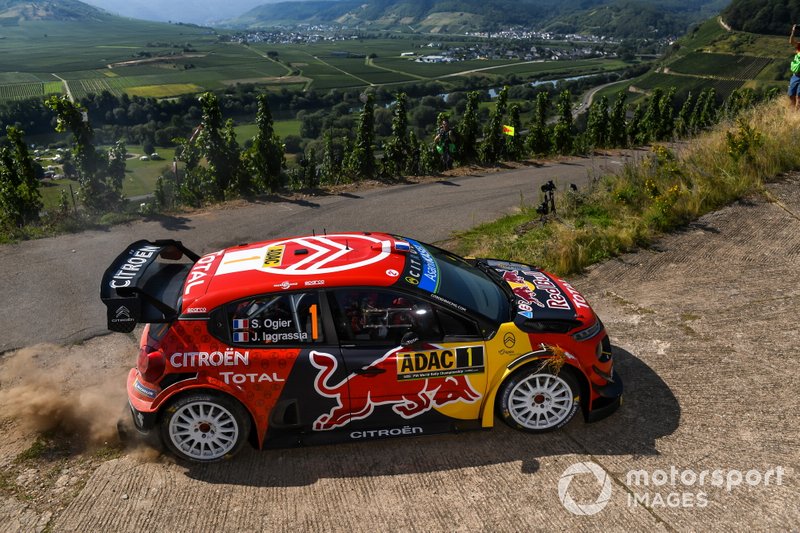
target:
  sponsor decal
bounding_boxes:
[562,281,590,309]
[518,303,532,312]
[236,331,308,343]
[503,332,516,348]
[110,304,136,326]
[263,245,285,268]
[274,281,298,290]
[403,238,440,293]
[350,426,423,439]
[386,269,399,277]
[169,350,249,368]
[396,346,484,380]
[304,279,325,286]
[429,293,467,312]
[501,270,525,284]
[513,286,546,308]
[310,349,481,431]
[219,372,286,384]
[231,317,311,344]
[216,235,393,276]
[519,310,533,319]
[528,271,571,310]
[186,307,207,314]
[134,379,157,398]
[109,245,161,289]
[184,251,223,296]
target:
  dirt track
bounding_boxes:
[2,173,799,531]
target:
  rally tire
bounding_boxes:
[160,392,251,462]
[498,367,581,433]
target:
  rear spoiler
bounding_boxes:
[100,240,200,333]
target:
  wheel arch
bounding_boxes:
[480,354,591,427]
[157,385,259,448]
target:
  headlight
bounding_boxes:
[572,318,602,342]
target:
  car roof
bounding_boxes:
[181,232,410,313]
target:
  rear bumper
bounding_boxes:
[126,368,159,431]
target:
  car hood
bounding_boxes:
[481,259,595,323]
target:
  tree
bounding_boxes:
[0,126,43,227]
[381,92,410,178]
[640,87,663,144]
[106,140,127,202]
[504,104,524,160]
[45,96,123,212]
[656,88,676,141]
[627,103,644,146]
[480,85,509,164]
[552,90,574,155]
[586,95,610,149]
[344,93,376,181]
[196,92,238,200]
[457,91,481,163]
[320,129,342,184]
[608,90,628,148]
[526,91,551,155]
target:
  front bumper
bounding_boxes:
[587,369,623,423]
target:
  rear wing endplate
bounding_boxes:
[100,240,199,333]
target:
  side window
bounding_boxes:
[437,307,482,339]
[226,292,323,346]
[331,289,442,344]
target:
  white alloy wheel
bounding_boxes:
[161,394,249,462]
[501,371,579,432]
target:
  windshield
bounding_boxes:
[396,237,509,323]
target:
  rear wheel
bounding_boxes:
[499,368,580,432]
[160,393,250,462]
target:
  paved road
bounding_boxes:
[0,151,644,353]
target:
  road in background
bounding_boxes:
[0,151,645,353]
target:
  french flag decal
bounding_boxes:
[232,319,248,330]
[233,331,250,343]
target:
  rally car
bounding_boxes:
[101,232,622,462]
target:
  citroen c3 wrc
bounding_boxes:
[101,232,622,462]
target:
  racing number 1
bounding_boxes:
[310,304,319,341]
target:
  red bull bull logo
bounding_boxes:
[310,349,482,431]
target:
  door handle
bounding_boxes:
[354,367,386,376]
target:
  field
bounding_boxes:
[667,53,773,79]
[0,19,632,103]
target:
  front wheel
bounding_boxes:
[160,393,251,462]
[498,368,581,432]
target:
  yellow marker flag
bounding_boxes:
[502,125,515,136]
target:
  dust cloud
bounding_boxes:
[0,340,134,447]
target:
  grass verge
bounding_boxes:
[457,98,800,275]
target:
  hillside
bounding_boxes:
[0,0,110,22]
[545,0,731,39]
[230,0,727,37]
[722,0,800,36]
[593,16,787,107]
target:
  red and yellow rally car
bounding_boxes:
[101,232,622,462]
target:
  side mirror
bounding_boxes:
[400,331,419,347]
